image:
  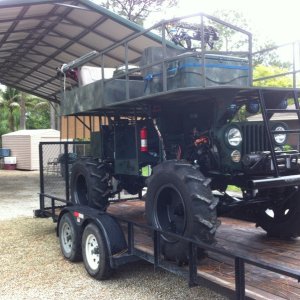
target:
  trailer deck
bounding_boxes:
[108,200,300,300]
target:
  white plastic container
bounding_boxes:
[4,156,16,164]
[79,66,115,85]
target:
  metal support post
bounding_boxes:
[154,230,161,271]
[64,143,70,202]
[188,242,198,287]
[128,223,134,254]
[39,143,45,211]
[235,257,245,300]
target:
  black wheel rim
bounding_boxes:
[154,184,187,243]
[74,174,88,206]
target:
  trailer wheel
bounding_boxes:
[256,188,300,238]
[82,223,113,280]
[70,158,110,210]
[146,161,219,262]
[58,212,82,262]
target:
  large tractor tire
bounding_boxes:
[256,187,300,238]
[70,158,111,210]
[146,160,219,263]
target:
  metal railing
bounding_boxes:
[253,40,300,88]
[60,12,253,109]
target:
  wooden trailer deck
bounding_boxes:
[108,200,300,300]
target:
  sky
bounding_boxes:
[147,0,300,46]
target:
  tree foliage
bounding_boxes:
[0,87,50,137]
[252,42,292,68]
[211,10,250,52]
[0,103,10,139]
[26,100,50,129]
[211,10,292,68]
[0,87,20,132]
[233,65,293,122]
[94,0,177,25]
[253,65,293,87]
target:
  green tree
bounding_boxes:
[0,87,20,132]
[0,87,50,132]
[252,41,292,68]
[233,65,293,122]
[26,100,50,129]
[0,98,10,140]
[211,10,250,51]
[94,0,177,25]
[253,64,293,87]
[211,10,292,68]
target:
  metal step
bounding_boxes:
[265,108,300,113]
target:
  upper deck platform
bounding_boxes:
[60,10,256,115]
[58,9,300,116]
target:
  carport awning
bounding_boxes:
[0,0,163,103]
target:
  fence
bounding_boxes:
[39,141,90,212]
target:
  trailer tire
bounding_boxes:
[256,188,300,238]
[82,223,113,280]
[58,212,82,262]
[70,158,110,210]
[146,160,219,263]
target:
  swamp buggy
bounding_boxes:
[39,11,300,288]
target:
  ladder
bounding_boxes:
[259,89,300,177]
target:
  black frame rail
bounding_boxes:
[37,141,300,300]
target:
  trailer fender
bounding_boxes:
[86,214,128,259]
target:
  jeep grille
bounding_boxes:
[241,123,269,154]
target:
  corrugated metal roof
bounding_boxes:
[0,0,163,103]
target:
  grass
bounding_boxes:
[226,185,242,193]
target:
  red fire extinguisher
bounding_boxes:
[140,127,148,152]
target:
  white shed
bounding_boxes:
[2,129,60,170]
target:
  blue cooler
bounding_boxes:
[168,53,249,89]
[0,148,11,157]
[141,47,182,95]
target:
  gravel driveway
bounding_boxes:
[0,170,40,220]
[0,170,228,300]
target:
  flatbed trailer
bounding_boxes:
[36,141,300,300]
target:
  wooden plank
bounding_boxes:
[218,219,300,252]
[216,218,300,269]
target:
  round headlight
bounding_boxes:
[226,127,242,147]
[231,150,241,162]
[246,100,260,114]
[273,125,287,145]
